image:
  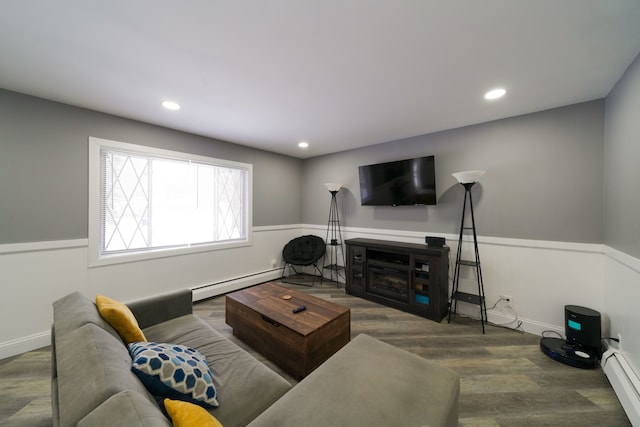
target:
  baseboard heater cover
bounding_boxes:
[191,269,282,301]
[601,348,640,426]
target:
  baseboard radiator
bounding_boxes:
[602,348,640,425]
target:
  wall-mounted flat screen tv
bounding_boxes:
[358,156,436,206]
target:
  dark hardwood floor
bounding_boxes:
[0,281,630,426]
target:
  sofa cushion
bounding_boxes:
[164,398,223,427]
[96,294,147,344]
[143,314,292,427]
[56,323,157,427]
[128,342,219,408]
[77,390,171,427]
[247,333,460,427]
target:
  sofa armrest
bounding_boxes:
[127,289,193,329]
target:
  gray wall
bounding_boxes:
[1,88,611,246]
[604,52,640,259]
[0,89,303,244]
[302,100,605,243]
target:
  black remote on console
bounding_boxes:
[292,305,306,313]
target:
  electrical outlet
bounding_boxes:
[271,259,277,268]
[500,295,513,310]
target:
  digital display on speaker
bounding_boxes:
[568,319,582,331]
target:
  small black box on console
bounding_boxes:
[425,236,446,247]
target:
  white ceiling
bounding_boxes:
[1,1,640,159]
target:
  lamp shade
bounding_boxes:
[452,170,485,184]
[324,183,342,192]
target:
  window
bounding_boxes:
[89,137,252,265]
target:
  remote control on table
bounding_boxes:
[292,305,306,313]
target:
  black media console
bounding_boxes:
[345,238,450,322]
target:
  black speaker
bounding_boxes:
[565,305,601,355]
[425,236,445,247]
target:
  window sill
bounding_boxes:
[88,238,251,267]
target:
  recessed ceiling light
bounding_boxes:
[162,100,181,110]
[484,88,506,100]
[298,141,309,149]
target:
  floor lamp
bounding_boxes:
[322,183,345,285]
[448,170,488,333]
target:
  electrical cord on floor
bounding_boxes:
[448,296,524,333]
[542,330,563,339]
[485,296,524,332]
[487,297,503,311]
[486,301,524,333]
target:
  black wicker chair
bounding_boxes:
[281,235,326,286]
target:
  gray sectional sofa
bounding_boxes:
[51,288,459,427]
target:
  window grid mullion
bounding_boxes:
[98,142,248,256]
[148,159,153,249]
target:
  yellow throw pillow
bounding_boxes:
[96,294,146,344]
[164,398,223,427]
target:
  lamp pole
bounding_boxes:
[323,183,345,285]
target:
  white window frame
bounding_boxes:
[88,137,252,267]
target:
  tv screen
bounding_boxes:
[358,156,436,206]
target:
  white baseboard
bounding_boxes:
[454,304,564,337]
[0,331,51,360]
[191,269,283,301]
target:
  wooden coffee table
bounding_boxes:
[225,282,350,379]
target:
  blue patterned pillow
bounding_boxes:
[128,342,219,408]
